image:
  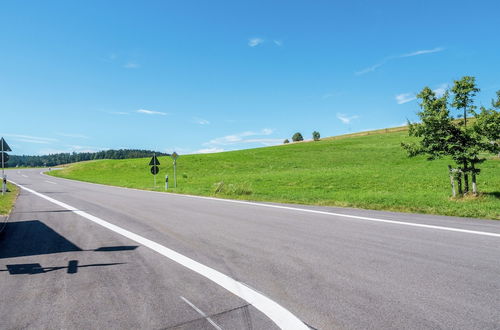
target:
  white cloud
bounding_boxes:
[196,147,225,154]
[204,128,276,146]
[124,62,140,69]
[109,111,129,115]
[273,40,283,46]
[395,93,417,104]
[400,47,445,57]
[355,62,385,75]
[193,117,210,125]
[356,47,445,75]
[5,134,57,144]
[136,109,167,115]
[433,83,448,97]
[336,113,359,124]
[248,38,264,47]
[56,132,89,139]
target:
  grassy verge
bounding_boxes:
[0,183,19,216]
[49,130,500,220]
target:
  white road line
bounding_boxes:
[38,170,500,238]
[180,296,223,330]
[10,180,308,330]
[45,180,57,185]
[21,174,28,178]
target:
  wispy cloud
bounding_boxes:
[5,134,57,144]
[193,117,210,125]
[273,40,283,46]
[400,47,445,58]
[136,109,167,116]
[395,93,417,104]
[356,47,445,75]
[124,62,140,69]
[196,147,225,154]
[248,38,264,47]
[396,83,448,104]
[336,113,359,124]
[56,132,89,139]
[108,111,129,115]
[204,128,278,146]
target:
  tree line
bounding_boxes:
[6,149,169,168]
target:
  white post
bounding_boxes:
[173,159,177,188]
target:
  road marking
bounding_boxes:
[45,180,57,185]
[10,180,309,330]
[180,296,223,330]
[38,170,500,238]
[21,174,28,178]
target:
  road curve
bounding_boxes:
[1,168,499,329]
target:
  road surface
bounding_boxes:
[1,168,499,329]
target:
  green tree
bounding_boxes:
[402,77,499,196]
[292,132,304,142]
[312,131,320,141]
[283,139,290,144]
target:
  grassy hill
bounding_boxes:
[49,127,500,219]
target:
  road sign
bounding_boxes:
[151,166,159,175]
[0,152,9,163]
[0,138,11,152]
[171,152,178,160]
[149,155,160,166]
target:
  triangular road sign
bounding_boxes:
[0,137,12,152]
[149,155,160,166]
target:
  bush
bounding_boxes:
[292,132,304,142]
[283,139,290,144]
[312,131,320,141]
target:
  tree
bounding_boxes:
[283,139,290,144]
[450,76,480,193]
[312,131,320,141]
[402,77,499,197]
[292,132,304,142]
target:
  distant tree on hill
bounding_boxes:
[283,139,290,144]
[402,76,499,197]
[292,132,304,142]
[312,131,320,141]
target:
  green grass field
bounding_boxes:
[49,128,500,219]
[0,183,19,215]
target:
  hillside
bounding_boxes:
[49,128,500,219]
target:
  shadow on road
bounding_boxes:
[0,220,138,275]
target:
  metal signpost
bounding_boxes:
[149,154,160,187]
[171,152,179,188]
[1,137,12,195]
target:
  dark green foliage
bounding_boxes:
[402,76,500,196]
[292,132,304,142]
[312,131,321,141]
[283,139,290,144]
[7,149,169,167]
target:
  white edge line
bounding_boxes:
[10,180,309,330]
[180,296,223,330]
[40,171,500,238]
[44,180,57,185]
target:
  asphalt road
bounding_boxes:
[1,168,499,329]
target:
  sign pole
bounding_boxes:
[174,159,177,188]
[1,149,4,196]
[153,153,156,188]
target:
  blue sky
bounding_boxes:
[1,0,499,155]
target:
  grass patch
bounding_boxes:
[49,129,500,220]
[0,183,19,216]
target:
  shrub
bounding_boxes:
[283,139,290,144]
[312,131,320,141]
[292,132,304,142]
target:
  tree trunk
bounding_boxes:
[457,172,463,196]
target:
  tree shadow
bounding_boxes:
[483,191,500,199]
